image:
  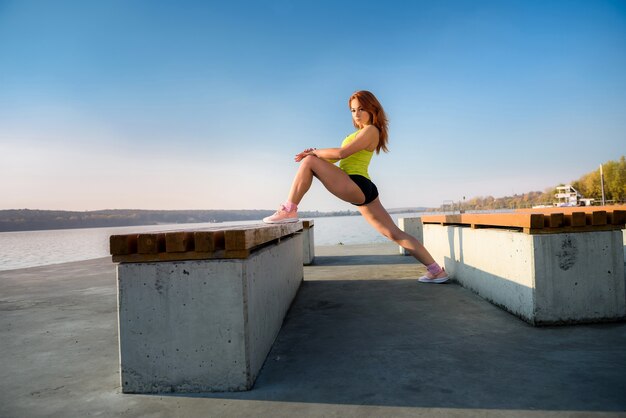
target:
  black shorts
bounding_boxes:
[349,175,379,206]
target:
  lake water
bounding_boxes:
[0,212,425,271]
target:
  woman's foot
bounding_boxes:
[418,268,449,284]
[263,205,299,224]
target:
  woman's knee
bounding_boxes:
[298,155,318,171]
[302,155,318,165]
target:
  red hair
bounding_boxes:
[348,90,389,154]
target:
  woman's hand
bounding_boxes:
[295,148,316,162]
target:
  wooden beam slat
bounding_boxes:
[113,250,225,263]
[280,221,304,236]
[545,213,564,228]
[194,231,225,253]
[165,232,195,253]
[112,248,266,263]
[137,233,165,254]
[569,212,586,227]
[224,229,254,251]
[224,249,251,259]
[608,210,625,225]
[224,222,302,251]
[586,211,607,226]
[110,234,138,256]
[527,225,623,235]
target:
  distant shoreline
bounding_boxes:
[0,207,430,233]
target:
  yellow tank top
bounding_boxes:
[339,130,374,179]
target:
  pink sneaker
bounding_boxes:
[418,275,449,284]
[263,205,299,224]
[418,268,449,284]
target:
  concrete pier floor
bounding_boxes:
[1,243,625,418]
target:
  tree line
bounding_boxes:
[442,156,625,211]
[0,208,360,232]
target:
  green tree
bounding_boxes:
[572,156,626,202]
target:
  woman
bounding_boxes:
[263,90,448,284]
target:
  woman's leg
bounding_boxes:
[288,155,365,205]
[265,156,366,223]
[357,198,448,278]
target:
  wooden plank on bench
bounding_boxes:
[527,225,623,234]
[224,222,302,251]
[568,212,587,227]
[166,231,195,253]
[137,233,165,254]
[609,210,626,225]
[421,210,624,235]
[112,251,225,263]
[110,222,304,263]
[545,213,564,228]
[194,230,225,253]
[421,213,545,230]
[586,211,607,226]
[110,234,138,255]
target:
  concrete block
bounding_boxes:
[423,225,625,325]
[533,231,625,323]
[303,225,315,265]
[117,234,303,393]
[398,217,423,255]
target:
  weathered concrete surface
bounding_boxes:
[533,230,625,323]
[398,217,423,255]
[303,225,315,265]
[118,234,303,393]
[422,225,626,324]
[1,243,625,417]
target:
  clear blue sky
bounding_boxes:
[1,0,625,211]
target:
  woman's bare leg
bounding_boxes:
[287,155,365,205]
[357,198,447,278]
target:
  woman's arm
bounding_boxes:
[295,125,380,162]
[305,148,342,161]
[295,147,340,163]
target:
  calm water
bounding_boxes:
[0,213,424,271]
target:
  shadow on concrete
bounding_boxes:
[442,254,538,323]
[173,279,626,412]
[312,255,416,266]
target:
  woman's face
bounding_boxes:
[350,98,371,127]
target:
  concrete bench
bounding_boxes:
[400,209,626,325]
[110,222,305,393]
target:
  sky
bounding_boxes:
[0,0,625,212]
